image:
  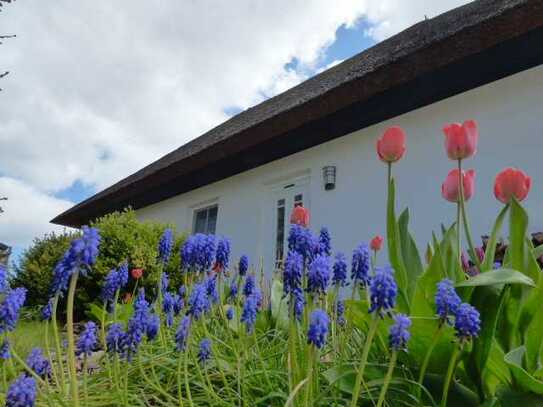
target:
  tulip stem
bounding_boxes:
[440,345,461,407]
[350,315,379,407]
[376,351,397,407]
[458,160,482,272]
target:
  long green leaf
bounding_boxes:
[509,199,528,276]
[533,245,543,260]
[504,346,543,395]
[482,205,509,271]
[398,208,423,302]
[386,178,409,312]
[456,269,535,288]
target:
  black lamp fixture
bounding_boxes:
[322,165,336,191]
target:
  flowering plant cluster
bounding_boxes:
[1,120,541,407]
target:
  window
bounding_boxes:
[193,205,218,234]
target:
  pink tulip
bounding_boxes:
[376,126,406,163]
[441,169,475,203]
[290,205,310,227]
[131,268,143,280]
[494,167,532,204]
[443,120,478,160]
[370,235,383,251]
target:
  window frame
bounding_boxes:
[192,204,219,235]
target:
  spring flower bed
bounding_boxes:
[2,120,543,406]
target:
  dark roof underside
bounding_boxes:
[53,0,543,227]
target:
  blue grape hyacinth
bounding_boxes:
[454,303,481,341]
[163,292,175,327]
[243,274,256,297]
[435,279,461,325]
[317,227,332,256]
[181,234,216,271]
[351,243,371,287]
[226,307,234,321]
[336,300,346,327]
[26,348,51,378]
[283,251,303,297]
[198,338,212,364]
[368,266,397,316]
[205,275,219,304]
[0,340,10,360]
[239,255,249,276]
[215,237,231,270]
[158,228,174,265]
[106,323,127,355]
[0,287,27,333]
[288,224,318,262]
[176,316,191,352]
[41,299,53,321]
[0,264,8,293]
[241,294,259,333]
[228,280,238,301]
[293,288,305,321]
[146,314,160,341]
[307,254,331,295]
[161,272,170,292]
[389,314,411,351]
[6,374,37,407]
[188,282,210,320]
[332,252,348,287]
[307,309,329,349]
[77,321,98,356]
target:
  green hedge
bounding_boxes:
[13,208,185,319]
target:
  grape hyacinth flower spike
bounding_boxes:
[0,287,27,333]
[77,321,98,356]
[377,314,412,407]
[26,348,51,379]
[238,255,249,277]
[158,228,174,265]
[435,279,461,325]
[317,227,331,256]
[215,236,231,271]
[307,254,331,296]
[6,374,37,407]
[198,338,212,365]
[332,252,348,287]
[307,309,329,349]
[368,266,397,316]
[175,316,191,352]
[241,293,259,334]
[351,243,371,293]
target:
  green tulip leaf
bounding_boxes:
[504,346,543,395]
[456,268,535,288]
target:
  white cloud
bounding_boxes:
[0,0,471,250]
[0,177,74,248]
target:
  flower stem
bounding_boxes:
[417,324,443,400]
[457,160,481,271]
[440,346,461,407]
[376,351,397,407]
[350,316,379,407]
[51,295,66,396]
[66,271,80,407]
[304,345,315,407]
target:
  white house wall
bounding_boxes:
[136,65,543,274]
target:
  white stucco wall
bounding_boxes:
[137,65,543,274]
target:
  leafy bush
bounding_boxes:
[13,208,185,319]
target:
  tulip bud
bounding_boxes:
[443,120,478,160]
[290,205,310,227]
[131,268,143,280]
[376,126,406,163]
[494,167,532,204]
[370,235,383,251]
[441,169,475,203]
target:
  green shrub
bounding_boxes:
[13,208,185,319]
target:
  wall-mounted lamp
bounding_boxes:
[322,165,336,191]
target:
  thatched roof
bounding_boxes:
[53,0,543,227]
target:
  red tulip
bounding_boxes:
[443,120,478,160]
[370,235,383,251]
[494,167,532,204]
[131,268,143,280]
[290,205,310,227]
[376,126,406,163]
[441,169,475,203]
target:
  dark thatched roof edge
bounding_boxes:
[52,0,543,227]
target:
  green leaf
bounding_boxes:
[270,279,289,331]
[482,205,509,272]
[455,269,535,288]
[509,199,529,276]
[525,299,543,373]
[386,178,409,312]
[533,245,543,261]
[504,346,543,395]
[398,208,423,302]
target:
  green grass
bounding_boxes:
[9,319,49,358]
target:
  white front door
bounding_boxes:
[266,177,310,272]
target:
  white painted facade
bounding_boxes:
[137,65,543,274]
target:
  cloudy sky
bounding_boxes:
[0,0,470,258]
